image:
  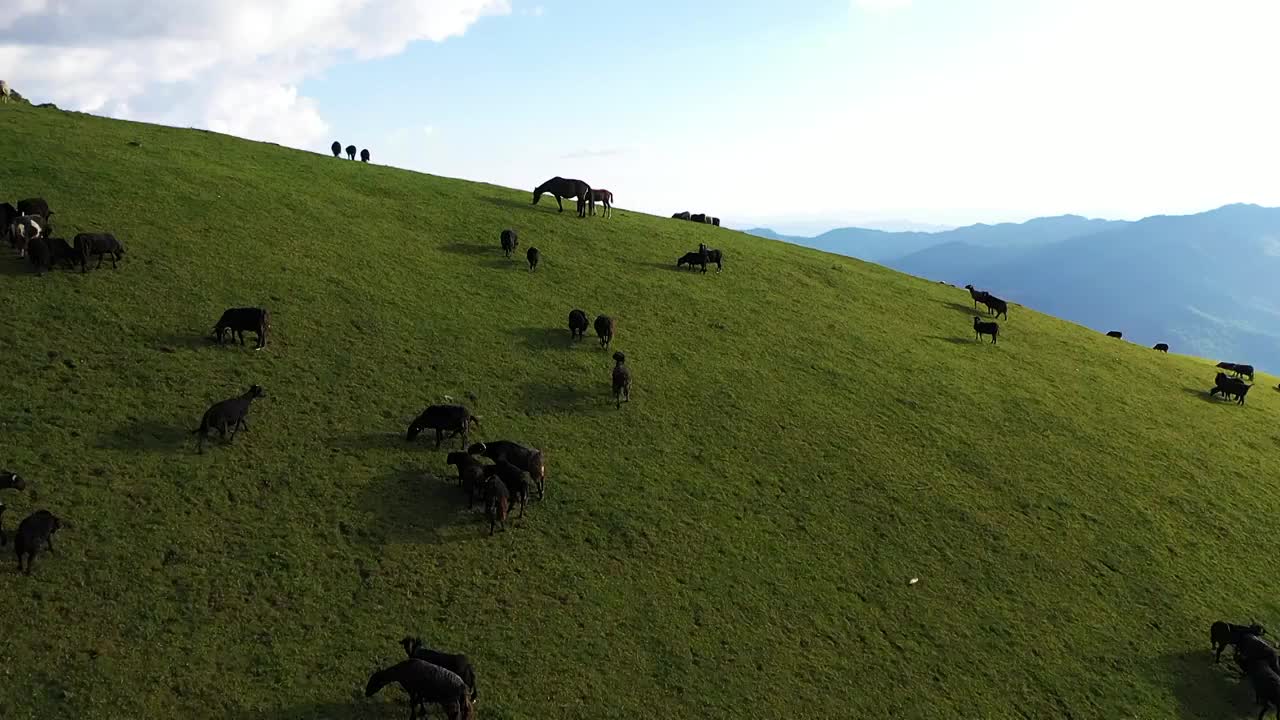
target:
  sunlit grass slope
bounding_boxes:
[2,102,1279,719]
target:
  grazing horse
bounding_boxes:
[533,177,594,218]
[588,189,614,218]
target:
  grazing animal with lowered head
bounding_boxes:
[469,441,546,499]
[1211,372,1251,405]
[399,637,479,702]
[973,316,999,344]
[16,197,50,222]
[1219,361,1256,381]
[406,405,480,449]
[193,385,266,453]
[671,211,691,221]
[1212,621,1266,663]
[446,451,490,507]
[527,246,540,271]
[569,308,589,340]
[1153,343,1169,352]
[483,461,529,519]
[365,658,473,720]
[14,509,62,575]
[213,307,270,350]
[331,141,341,157]
[594,314,616,349]
[588,188,614,218]
[345,144,357,160]
[360,148,370,163]
[677,252,706,271]
[73,232,124,272]
[1106,330,1123,339]
[532,176,594,217]
[500,228,518,258]
[612,351,631,409]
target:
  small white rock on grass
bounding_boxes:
[908,577,919,585]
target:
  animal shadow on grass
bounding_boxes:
[1181,387,1225,405]
[332,431,407,452]
[519,381,607,417]
[924,334,984,346]
[480,195,529,211]
[0,258,31,277]
[227,700,380,720]
[640,261,688,273]
[154,333,216,353]
[355,466,480,545]
[97,418,192,452]
[1161,649,1252,719]
[511,326,574,351]
[941,301,980,315]
[438,242,490,257]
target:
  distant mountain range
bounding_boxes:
[747,204,1280,371]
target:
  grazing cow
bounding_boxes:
[711,217,721,227]
[527,246,540,271]
[468,440,546,499]
[360,148,370,163]
[73,232,125,271]
[672,211,691,221]
[26,234,52,275]
[690,213,706,223]
[16,197,50,221]
[193,385,267,453]
[1212,621,1266,663]
[14,509,62,575]
[9,214,44,258]
[331,141,342,158]
[1219,362,1256,381]
[406,405,479,449]
[588,189,613,218]
[1153,343,1169,352]
[973,316,999,344]
[1211,372,1251,405]
[594,315,616,349]
[677,252,706,271]
[345,144,357,160]
[213,307,270,350]
[500,229,518,258]
[1106,330,1122,339]
[532,176,594,217]
[45,236,76,269]
[568,309,589,340]
[611,351,631,409]
[365,659,473,720]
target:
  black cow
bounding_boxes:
[73,232,124,272]
[213,307,270,349]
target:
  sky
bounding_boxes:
[4,0,1280,235]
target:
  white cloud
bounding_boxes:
[0,0,510,150]
[851,0,912,12]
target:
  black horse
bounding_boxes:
[533,177,594,218]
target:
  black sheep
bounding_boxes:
[690,213,706,223]
[500,228,518,258]
[399,637,478,702]
[964,284,989,309]
[973,316,999,344]
[1211,372,1251,405]
[365,658,473,720]
[612,351,631,409]
[594,314,616,349]
[1153,343,1169,352]
[406,405,479,449]
[981,294,1007,319]
[345,144,357,160]
[213,307,271,349]
[483,460,529,518]
[1106,330,1123,339]
[677,252,705,272]
[193,384,266,453]
[469,441,546,499]
[360,148,370,163]
[527,246,540,271]
[14,509,61,575]
[672,211,691,221]
[73,232,125,272]
[330,140,341,157]
[569,308,588,340]
[0,470,26,491]
[1213,621,1266,663]
[483,476,510,535]
[446,451,490,507]
[1232,364,1258,381]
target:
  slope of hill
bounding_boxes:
[897,204,1280,370]
[4,103,1280,719]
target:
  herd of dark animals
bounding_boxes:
[4,150,1276,717]
[671,210,720,226]
[331,140,371,163]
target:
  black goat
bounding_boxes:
[1213,621,1266,663]
[365,658,473,720]
[527,246,540,271]
[594,314,616,349]
[406,405,479,449]
[0,470,26,490]
[1106,330,1123,339]
[1153,343,1169,352]
[483,461,529,518]
[193,384,266,453]
[331,140,341,157]
[446,451,490,507]
[73,232,124,272]
[612,351,631,409]
[483,476,510,535]
[213,307,270,349]
[569,308,589,340]
[469,441,546,499]
[500,229,518,258]
[399,637,478,702]
[14,509,61,574]
[973,316,999,344]
[345,144,357,160]
[360,148,370,163]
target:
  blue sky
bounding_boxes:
[7,0,1280,233]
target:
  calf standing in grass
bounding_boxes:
[500,229,518,258]
[193,384,266,453]
[569,308,588,340]
[594,314,616,349]
[213,307,270,349]
[484,476,510,535]
[14,509,62,574]
[406,405,479,449]
[611,351,631,409]
[527,246,540,271]
[73,232,124,272]
[973,316,999,344]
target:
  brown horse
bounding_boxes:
[588,189,613,218]
[533,177,594,218]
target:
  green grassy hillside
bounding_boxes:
[2,102,1279,719]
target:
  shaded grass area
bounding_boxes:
[2,103,1280,719]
